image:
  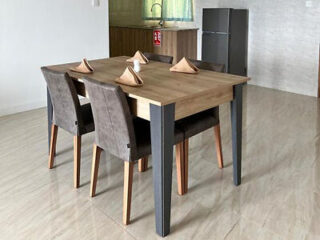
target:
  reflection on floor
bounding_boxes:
[0,85,319,240]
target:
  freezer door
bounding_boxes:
[229,9,249,76]
[202,32,229,72]
[203,8,231,33]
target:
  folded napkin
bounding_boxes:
[115,66,144,87]
[70,58,94,74]
[126,51,149,64]
[170,57,199,74]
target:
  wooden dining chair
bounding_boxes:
[174,60,226,195]
[137,52,174,172]
[190,59,225,72]
[83,78,184,225]
[143,52,174,64]
[41,67,94,188]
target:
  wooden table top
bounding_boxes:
[47,56,250,107]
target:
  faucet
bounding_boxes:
[150,2,164,28]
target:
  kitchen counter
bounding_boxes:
[110,26,198,63]
[110,25,199,31]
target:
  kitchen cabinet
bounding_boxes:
[110,26,198,63]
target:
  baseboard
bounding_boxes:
[248,82,317,98]
[0,100,47,117]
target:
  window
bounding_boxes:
[142,0,193,22]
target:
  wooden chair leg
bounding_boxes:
[138,157,148,172]
[176,139,189,195]
[183,139,189,194]
[48,124,58,169]
[176,142,184,195]
[123,161,134,225]
[90,144,102,197]
[73,136,81,188]
[214,124,224,169]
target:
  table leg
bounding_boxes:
[150,103,175,237]
[47,88,53,153]
[230,84,243,186]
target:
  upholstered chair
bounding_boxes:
[137,53,174,172]
[143,52,174,64]
[41,67,94,188]
[83,78,183,225]
[189,59,225,73]
[174,60,225,195]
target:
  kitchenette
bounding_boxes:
[109,0,248,75]
[109,0,199,64]
[109,25,198,64]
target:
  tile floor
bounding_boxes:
[0,85,319,240]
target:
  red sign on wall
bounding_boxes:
[153,30,161,46]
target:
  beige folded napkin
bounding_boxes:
[170,57,199,74]
[70,58,94,74]
[115,66,144,87]
[126,51,149,64]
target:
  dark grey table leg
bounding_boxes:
[150,103,175,237]
[47,88,53,153]
[230,84,243,186]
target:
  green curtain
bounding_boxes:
[142,0,193,22]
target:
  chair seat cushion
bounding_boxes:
[176,109,219,139]
[133,118,184,159]
[79,103,94,134]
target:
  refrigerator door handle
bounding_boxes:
[215,32,230,35]
[202,31,230,35]
[202,31,217,34]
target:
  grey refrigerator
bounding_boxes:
[202,8,248,76]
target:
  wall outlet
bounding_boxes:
[92,0,100,7]
[305,1,313,7]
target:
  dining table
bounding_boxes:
[44,56,250,237]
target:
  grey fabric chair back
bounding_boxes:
[41,67,83,136]
[211,106,219,120]
[83,78,137,162]
[189,59,225,73]
[189,60,223,119]
[143,52,174,64]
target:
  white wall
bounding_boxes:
[194,0,320,97]
[0,0,109,116]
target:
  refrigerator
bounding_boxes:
[202,8,248,76]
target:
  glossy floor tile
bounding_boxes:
[0,85,319,240]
